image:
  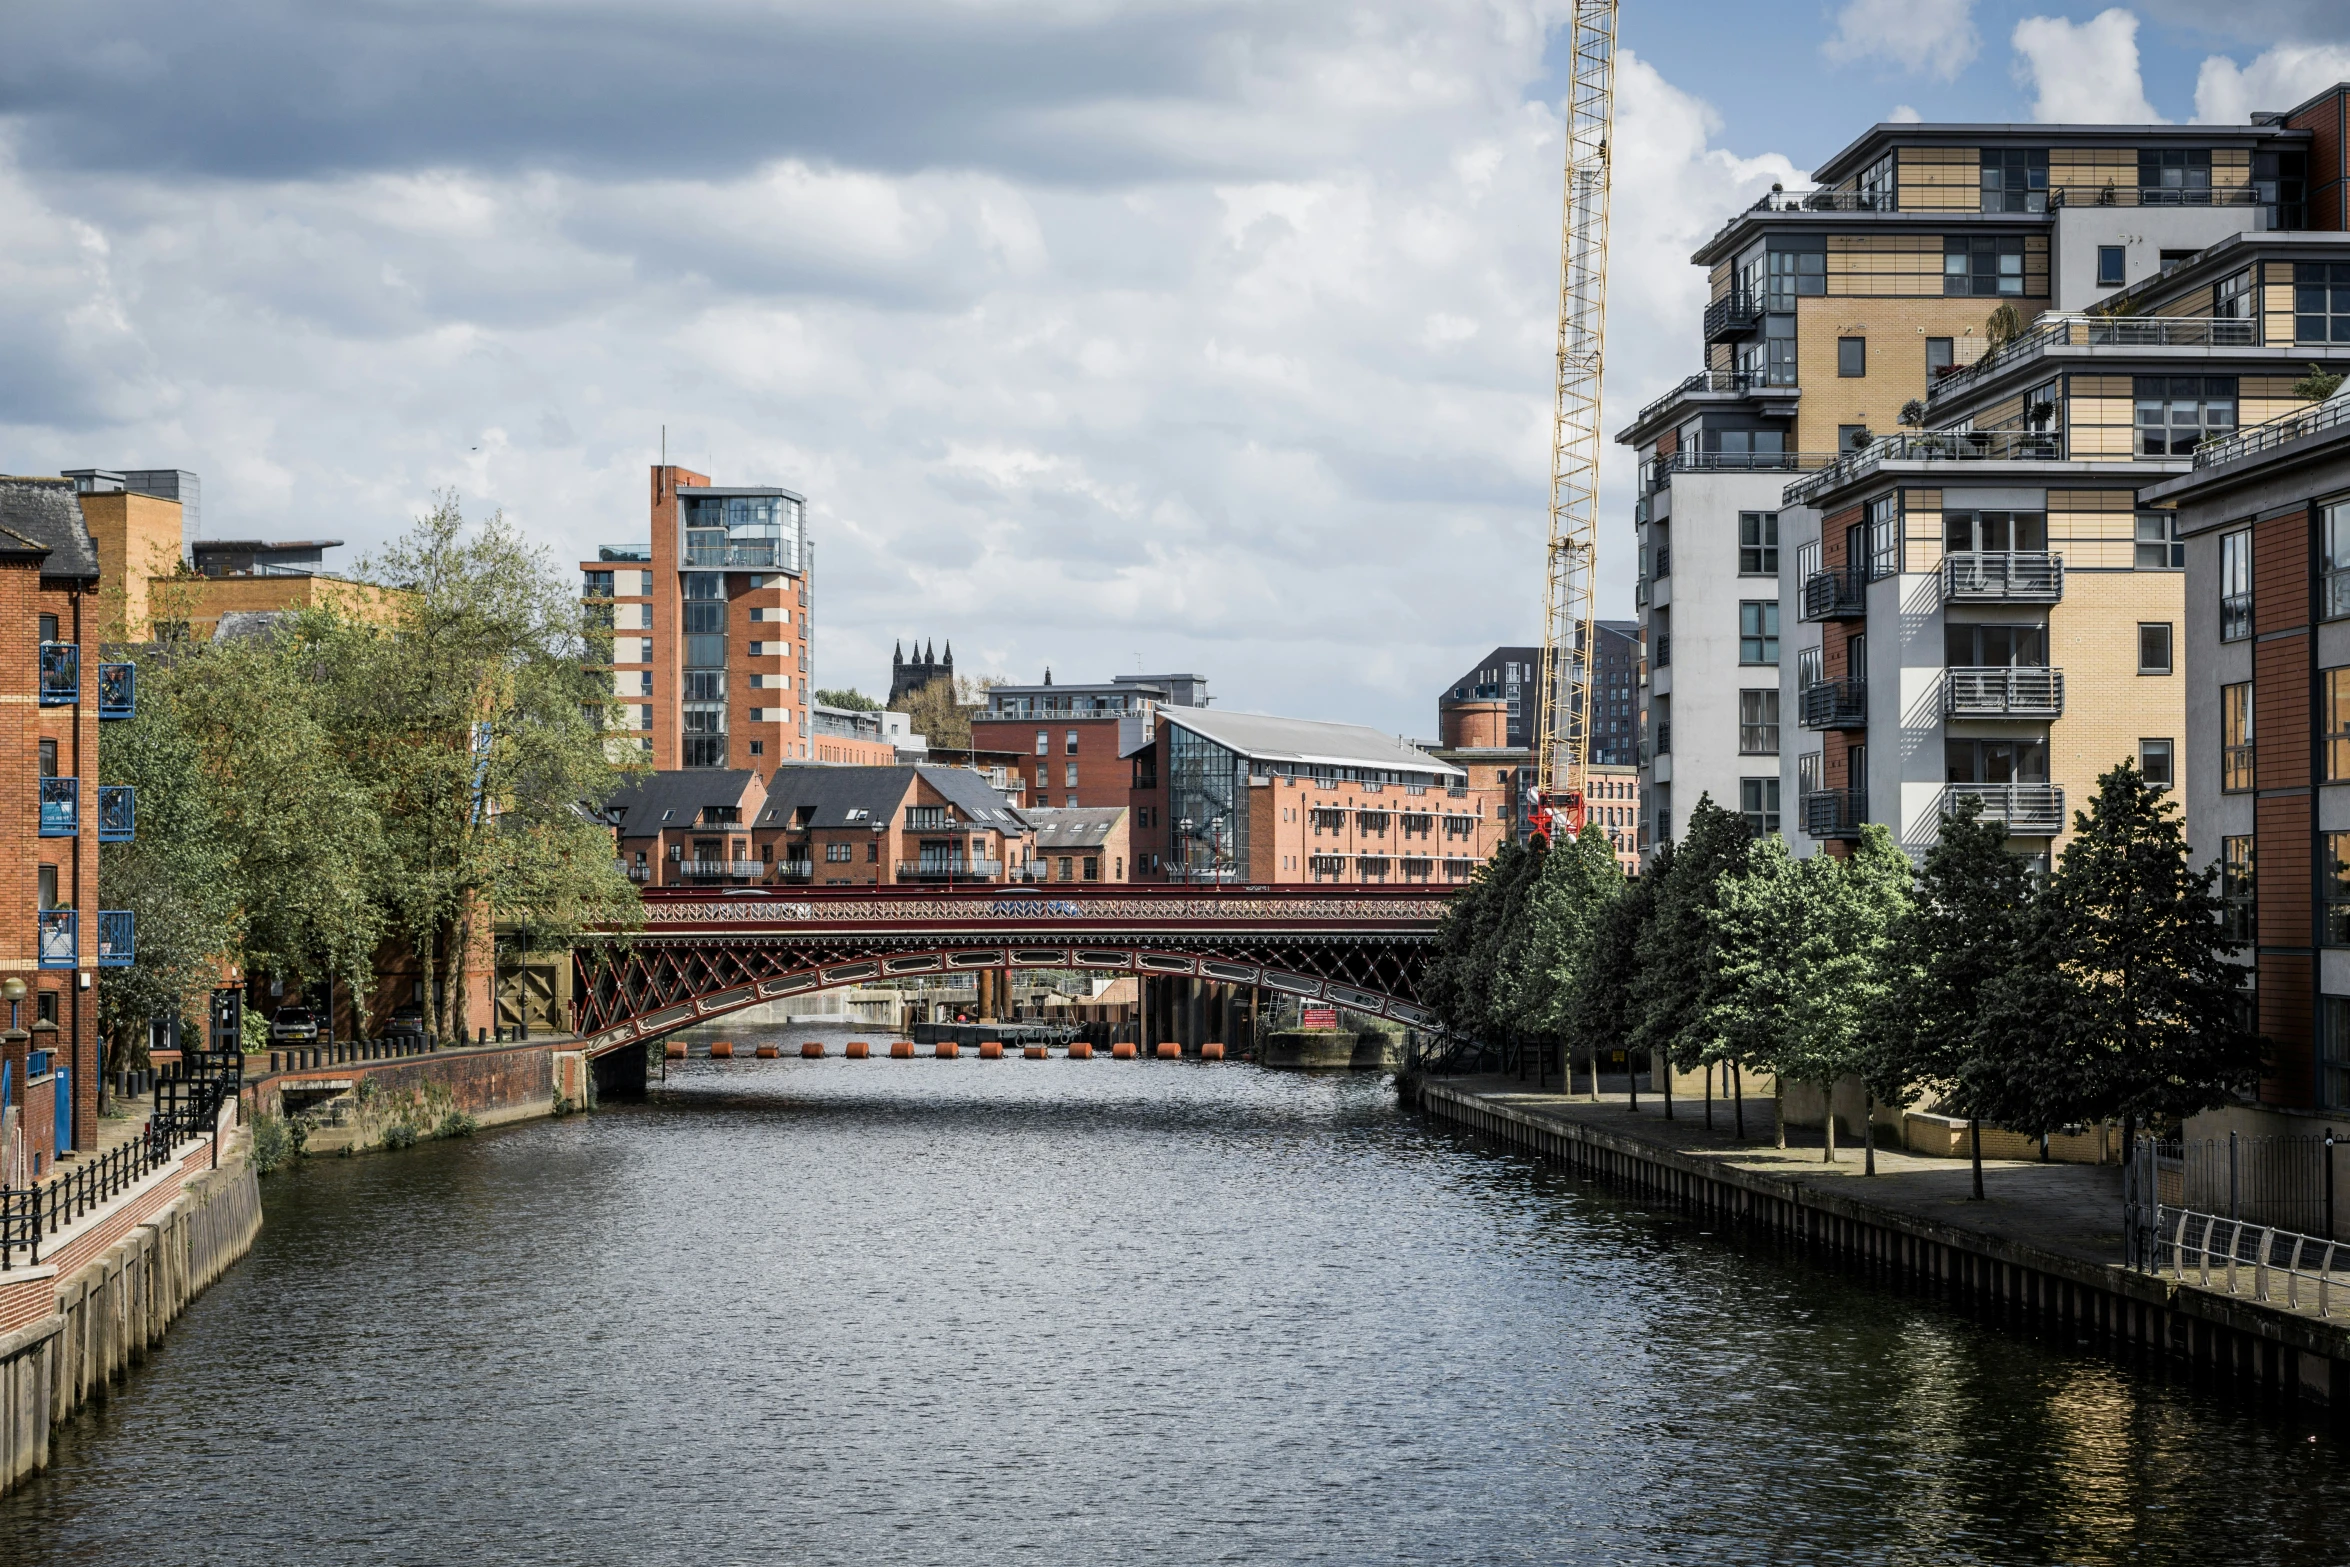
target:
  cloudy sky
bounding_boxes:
[4,2,2348,735]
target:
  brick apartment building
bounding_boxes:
[583,466,814,771]
[1624,89,2350,860]
[2144,387,2350,1111]
[972,673,1208,814]
[3,478,137,1167]
[1026,806,1132,884]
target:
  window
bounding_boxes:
[2213,269,2253,320]
[1945,624,2047,667]
[2134,376,2236,456]
[2097,246,2126,287]
[2134,513,2183,570]
[867,840,880,862]
[748,740,763,757]
[1797,751,1824,800]
[1866,494,1901,579]
[2324,502,2350,620]
[1980,148,2048,213]
[1738,777,1780,836]
[2139,739,2174,790]
[825,842,853,863]
[2327,834,2350,945]
[1056,856,1073,882]
[38,614,57,643]
[1795,645,1823,692]
[2220,836,2255,943]
[2219,529,2252,640]
[1944,739,2047,785]
[1036,730,1049,756]
[1738,690,1780,755]
[1066,729,1080,754]
[1761,241,1826,309]
[2256,149,2309,231]
[1926,337,1954,376]
[2139,148,2212,203]
[1945,509,2047,554]
[2327,668,2350,781]
[1738,512,1778,575]
[2138,622,2173,674]
[583,570,615,597]
[1837,337,1866,378]
[2324,1000,2350,1111]
[1945,235,2026,297]
[1083,857,1100,882]
[1838,423,1869,453]
[38,864,57,909]
[38,738,56,777]
[1738,602,1779,665]
[2222,682,2254,792]
[1064,762,1079,787]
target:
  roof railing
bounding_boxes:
[2195,391,2350,470]
[1932,314,2261,401]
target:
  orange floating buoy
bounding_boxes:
[664,1040,688,1059]
[979,1040,1004,1059]
[1023,1045,1047,1060]
[846,1040,871,1059]
[755,1044,780,1059]
[888,1040,914,1059]
[1068,1041,1094,1060]
[1111,1041,1137,1060]
[1201,1041,1225,1061]
[1155,1041,1181,1060]
[936,1041,960,1059]
[709,1040,734,1059]
[800,1041,825,1059]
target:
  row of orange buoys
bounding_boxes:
[667,1037,1229,1061]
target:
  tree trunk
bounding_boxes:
[1774,1078,1786,1149]
[451,904,474,1048]
[1662,1048,1674,1120]
[1629,1046,1640,1113]
[1970,1117,1985,1200]
[1863,1088,1876,1176]
[1823,1083,1837,1163]
[419,923,440,1044]
[1705,1059,1714,1131]
[1589,1040,1601,1103]
[1734,1062,1746,1141]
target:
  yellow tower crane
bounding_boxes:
[1529,1,1617,851]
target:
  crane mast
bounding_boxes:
[1531,1,1616,850]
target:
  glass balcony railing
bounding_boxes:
[39,642,77,706]
[39,777,77,837]
[97,784,134,843]
[96,662,135,720]
[97,909,134,968]
[1942,667,2065,719]
[37,910,75,970]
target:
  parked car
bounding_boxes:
[268,1007,320,1045]
[386,1004,425,1037]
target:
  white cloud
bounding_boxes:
[2195,44,2350,125]
[2011,10,2163,124]
[1888,104,1924,123]
[1824,0,1979,80]
[0,9,1805,739]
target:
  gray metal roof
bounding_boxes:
[605,770,763,835]
[0,478,99,583]
[1159,706,1462,779]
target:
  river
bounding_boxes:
[5,1038,2346,1565]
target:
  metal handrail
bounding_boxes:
[1798,677,1867,730]
[2196,391,2350,469]
[1942,783,2065,835]
[1787,430,2066,506]
[1933,313,2261,400]
[2049,183,2262,211]
[1942,666,2065,718]
[676,859,764,878]
[1800,566,1867,620]
[2149,1207,2349,1316]
[1801,787,1867,839]
[1940,551,2064,602]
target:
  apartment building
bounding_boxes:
[582,466,813,770]
[973,676,1173,812]
[1026,806,1132,884]
[1625,89,2350,856]
[754,766,1036,886]
[1437,626,1639,768]
[2143,388,2350,1111]
[3,478,137,1164]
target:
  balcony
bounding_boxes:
[1703,291,1763,343]
[96,662,135,720]
[1942,667,2064,720]
[623,861,652,883]
[1799,567,1867,621]
[1944,784,2066,837]
[97,784,134,843]
[37,911,74,970]
[1933,312,2262,401]
[682,543,784,570]
[1644,447,1829,491]
[597,544,653,562]
[1801,788,1868,840]
[676,859,765,879]
[896,858,1003,881]
[1784,430,2066,507]
[1940,551,2064,604]
[2197,387,2350,471]
[1798,678,1868,731]
[39,777,77,837]
[773,862,816,883]
[97,910,133,968]
[2048,183,2262,211]
[39,643,77,706]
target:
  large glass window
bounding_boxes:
[1762,242,1826,310]
[1980,148,2048,213]
[2295,263,2350,343]
[681,492,804,571]
[1945,235,2026,297]
[2135,513,2184,570]
[2255,149,2308,231]
[1945,509,2047,554]
[2327,669,2350,782]
[1738,602,1780,665]
[1944,740,2048,783]
[2222,682,2254,792]
[2326,834,2350,945]
[1945,624,2048,666]
[2220,530,2252,640]
[1739,777,1781,836]
[2324,502,2350,620]
[2139,148,2212,203]
[1762,313,1798,386]
[1165,723,1249,883]
[1738,512,1778,575]
[2134,376,2236,456]
[2213,269,2254,321]
[1866,494,1901,579]
[1738,690,1779,755]
[2220,835,2255,944]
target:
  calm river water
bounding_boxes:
[6,1040,2348,1566]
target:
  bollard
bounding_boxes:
[709,1041,735,1059]
[979,1040,1004,1060]
[800,1041,825,1059]
[665,1040,688,1060]
[755,1044,780,1059]
[1068,1041,1094,1060]
[1023,1045,1047,1060]
[889,1040,915,1059]
[1201,1041,1225,1061]
[936,1042,960,1059]
[846,1041,871,1060]
[1112,1041,1137,1060]
[1156,1041,1181,1060]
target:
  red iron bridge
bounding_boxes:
[573,885,1450,1054]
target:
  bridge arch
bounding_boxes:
[573,886,1449,1056]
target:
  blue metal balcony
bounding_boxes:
[39,777,77,837]
[98,910,134,968]
[39,643,78,705]
[97,662,135,720]
[98,785,135,843]
[37,911,75,970]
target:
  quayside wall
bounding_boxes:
[1415,1079,2350,1413]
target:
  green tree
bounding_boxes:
[1630,795,1751,1114]
[2293,365,2344,401]
[1567,841,1662,1099]
[1782,826,1910,1165]
[1500,824,1625,1069]
[815,688,881,711]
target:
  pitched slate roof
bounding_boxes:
[604,770,763,835]
[756,765,1029,831]
[0,478,100,582]
[1025,806,1126,851]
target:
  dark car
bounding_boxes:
[268,1007,320,1045]
[387,1004,426,1037]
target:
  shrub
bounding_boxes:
[250,1113,294,1174]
